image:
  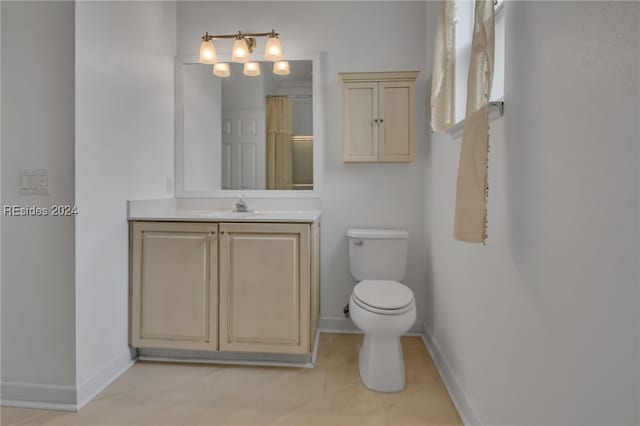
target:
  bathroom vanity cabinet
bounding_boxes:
[339,71,419,163]
[130,220,320,359]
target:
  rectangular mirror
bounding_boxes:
[176,57,319,196]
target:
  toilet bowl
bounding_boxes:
[346,228,414,392]
[349,279,416,392]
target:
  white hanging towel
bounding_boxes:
[430,0,456,132]
[453,0,495,243]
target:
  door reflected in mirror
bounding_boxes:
[182,60,313,192]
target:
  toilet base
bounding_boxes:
[358,335,406,392]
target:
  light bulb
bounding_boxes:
[213,63,230,77]
[199,40,217,64]
[273,61,290,76]
[243,62,261,77]
[264,35,283,61]
[232,38,250,63]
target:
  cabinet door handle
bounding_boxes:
[373,119,378,124]
[379,118,384,123]
[220,230,225,234]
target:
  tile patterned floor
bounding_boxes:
[1,333,462,426]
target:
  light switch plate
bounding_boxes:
[19,170,49,195]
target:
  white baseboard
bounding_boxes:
[138,347,312,368]
[1,328,335,410]
[1,399,77,412]
[76,349,136,410]
[310,328,321,365]
[138,355,313,369]
[1,381,77,411]
[1,350,134,412]
[420,322,480,426]
[318,316,359,333]
[318,316,425,334]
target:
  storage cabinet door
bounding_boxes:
[131,222,218,350]
[379,81,415,162]
[342,82,379,162]
[219,223,310,353]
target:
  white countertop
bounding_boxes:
[127,198,321,223]
[129,209,321,223]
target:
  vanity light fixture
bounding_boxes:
[264,33,283,61]
[213,62,230,77]
[199,29,286,77]
[243,62,261,77]
[231,36,251,63]
[273,61,290,76]
[199,39,217,64]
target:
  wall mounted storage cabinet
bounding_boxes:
[130,220,320,359]
[339,71,418,163]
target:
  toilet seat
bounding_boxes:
[352,280,414,315]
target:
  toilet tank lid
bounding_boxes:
[347,228,409,239]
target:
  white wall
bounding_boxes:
[425,2,640,425]
[75,1,176,403]
[1,1,76,405]
[183,64,222,192]
[221,64,265,110]
[291,98,313,136]
[1,0,3,402]
[177,1,429,327]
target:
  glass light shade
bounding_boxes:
[243,62,261,77]
[199,40,217,64]
[273,61,290,76]
[232,38,250,63]
[213,63,230,77]
[264,36,283,61]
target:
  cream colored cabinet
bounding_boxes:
[218,223,311,354]
[130,221,320,357]
[339,71,419,163]
[131,221,219,350]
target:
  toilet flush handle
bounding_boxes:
[353,240,364,247]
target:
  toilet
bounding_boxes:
[347,228,416,392]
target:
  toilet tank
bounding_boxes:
[347,228,409,281]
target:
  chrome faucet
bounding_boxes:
[234,194,250,213]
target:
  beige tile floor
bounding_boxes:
[1,333,462,426]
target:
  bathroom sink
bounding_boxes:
[198,210,268,219]
[226,211,269,219]
[195,210,319,222]
[198,210,231,218]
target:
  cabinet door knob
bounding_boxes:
[379,118,384,123]
[220,230,225,234]
[373,119,378,123]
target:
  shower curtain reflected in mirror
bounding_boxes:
[266,96,293,189]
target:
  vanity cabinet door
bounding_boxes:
[219,223,310,354]
[131,221,218,350]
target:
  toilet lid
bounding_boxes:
[353,280,414,311]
